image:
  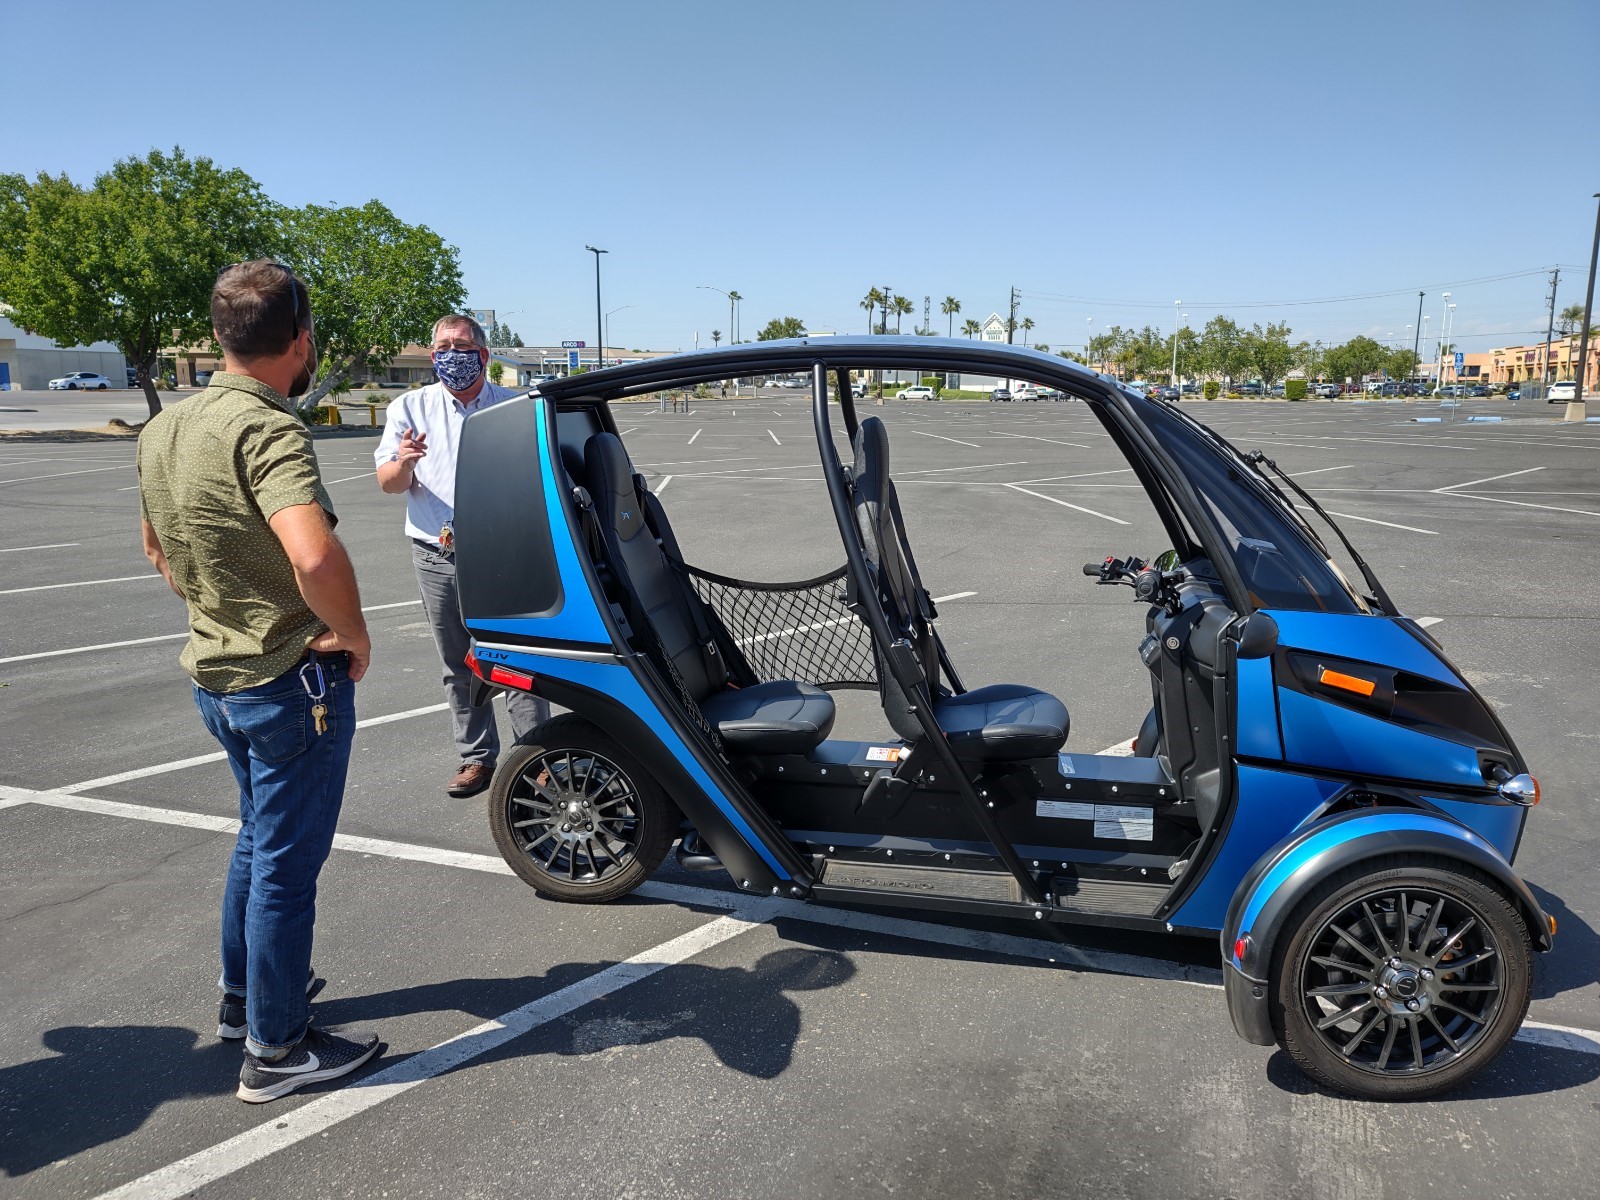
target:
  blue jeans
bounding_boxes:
[193,654,357,1057]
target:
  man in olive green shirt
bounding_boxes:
[137,260,380,1103]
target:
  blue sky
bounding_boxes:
[7,0,1598,354]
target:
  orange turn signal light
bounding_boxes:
[1548,914,1558,938]
[1318,667,1376,697]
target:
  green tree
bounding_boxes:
[1020,316,1035,347]
[1294,339,1328,380]
[941,295,961,337]
[1323,335,1388,388]
[285,200,464,407]
[1199,316,1249,382]
[893,294,913,333]
[1172,326,1202,381]
[487,359,505,384]
[756,316,806,340]
[0,147,279,418]
[1557,302,1586,338]
[1243,321,1295,389]
[1386,347,1419,381]
[961,317,981,338]
[711,329,722,346]
[860,288,884,334]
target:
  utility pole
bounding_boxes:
[585,245,607,371]
[881,286,892,335]
[1544,268,1561,385]
[923,295,931,336]
[1565,195,1600,423]
[1411,291,1424,387]
[1007,287,1019,344]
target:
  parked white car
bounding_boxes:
[895,385,937,401]
[1548,381,1577,403]
[1012,384,1040,400]
[48,371,113,390]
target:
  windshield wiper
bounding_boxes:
[1243,450,1396,615]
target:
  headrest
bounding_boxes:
[851,416,890,506]
[583,432,645,540]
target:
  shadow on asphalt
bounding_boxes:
[1528,884,1600,1002]
[1265,1036,1600,1101]
[0,1025,240,1177]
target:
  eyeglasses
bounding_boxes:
[431,340,481,353]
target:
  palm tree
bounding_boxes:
[1020,317,1035,348]
[861,288,884,334]
[941,296,961,338]
[728,291,742,342]
[711,330,722,347]
[893,294,914,334]
[961,318,981,339]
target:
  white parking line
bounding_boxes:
[688,428,702,445]
[326,470,377,485]
[87,908,765,1200]
[0,542,80,553]
[0,573,160,596]
[768,429,781,445]
[1007,468,1133,486]
[654,475,673,496]
[0,463,135,485]
[1438,492,1600,519]
[912,430,980,449]
[992,432,1094,450]
[1434,466,1544,493]
[1320,510,1439,535]
[1004,483,1131,526]
[0,600,422,666]
[1286,464,1355,477]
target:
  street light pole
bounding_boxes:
[1435,291,1450,393]
[1171,300,1182,387]
[1412,291,1424,387]
[1565,192,1600,423]
[1087,317,1093,368]
[585,246,607,371]
[605,305,635,362]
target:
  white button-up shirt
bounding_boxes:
[375,379,517,545]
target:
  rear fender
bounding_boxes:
[1220,807,1551,1046]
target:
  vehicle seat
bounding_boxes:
[850,417,1068,760]
[583,432,835,756]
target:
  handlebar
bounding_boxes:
[1085,554,1185,614]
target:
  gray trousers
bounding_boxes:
[412,542,549,765]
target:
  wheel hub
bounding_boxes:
[556,793,597,841]
[1373,958,1433,1016]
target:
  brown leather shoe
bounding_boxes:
[446,762,493,797]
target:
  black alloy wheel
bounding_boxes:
[487,715,675,903]
[1272,858,1531,1100]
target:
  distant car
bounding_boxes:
[895,385,937,401]
[1269,382,1286,397]
[1157,386,1180,402]
[1036,386,1063,400]
[1238,382,1262,396]
[1507,387,1521,401]
[125,367,139,387]
[762,379,783,388]
[1180,382,1198,394]
[1548,381,1577,403]
[48,371,112,391]
[193,370,214,388]
[1013,384,1040,401]
[781,377,807,389]
[1312,382,1339,399]
[850,381,868,400]
[1467,385,1489,397]
[989,387,1012,402]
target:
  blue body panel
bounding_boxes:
[1235,654,1281,760]
[489,648,790,879]
[1234,810,1506,946]
[1277,689,1486,788]
[1266,610,1462,687]
[1425,796,1525,861]
[1171,764,1343,931]
[466,400,611,648]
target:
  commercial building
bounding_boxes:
[0,308,127,390]
[1480,335,1599,386]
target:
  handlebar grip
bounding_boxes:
[1082,563,1103,577]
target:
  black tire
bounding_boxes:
[1269,855,1532,1100]
[487,714,676,903]
[66,382,78,390]
[96,383,107,390]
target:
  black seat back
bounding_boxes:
[583,432,726,701]
[851,417,941,741]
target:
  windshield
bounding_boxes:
[1128,396,1370,614]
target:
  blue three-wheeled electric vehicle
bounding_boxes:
[453,338,1551,1099]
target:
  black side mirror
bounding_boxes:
[1235,612,1279,659]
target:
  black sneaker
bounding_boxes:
[237,1025,382,1104]
[218,969,324,1040]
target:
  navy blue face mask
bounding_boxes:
[432,348,484,391]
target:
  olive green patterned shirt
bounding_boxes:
[137,372,335,693]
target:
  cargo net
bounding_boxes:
[683,563,878,691]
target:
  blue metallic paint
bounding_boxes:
[1277,689,1485,788]
[1235,655,1282,760]
[1171,764,1343,931]
[1267,610,1462,687]
[1424,796,1526,862]
[487,648,790,879]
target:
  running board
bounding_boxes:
[1052,874,1171,917]
[820,860,1022,903]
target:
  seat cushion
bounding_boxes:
[700,680,837,756]
[933,683,1069,761]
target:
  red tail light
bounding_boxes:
[464,648,536,692]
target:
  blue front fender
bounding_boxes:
[1219,808,1552,1046]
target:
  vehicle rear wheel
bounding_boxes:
[487,715,676,903]
[1270,857,1531,1100]
[96,383,107,390]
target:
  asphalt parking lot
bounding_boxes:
[3,393,1600,1199]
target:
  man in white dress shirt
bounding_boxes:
[375,314,549,796]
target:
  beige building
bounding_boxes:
[0,309,127,390]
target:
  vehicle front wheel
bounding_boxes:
[487,715,676,903]
[96,383,107,390]
[1270,857,1532,1100]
